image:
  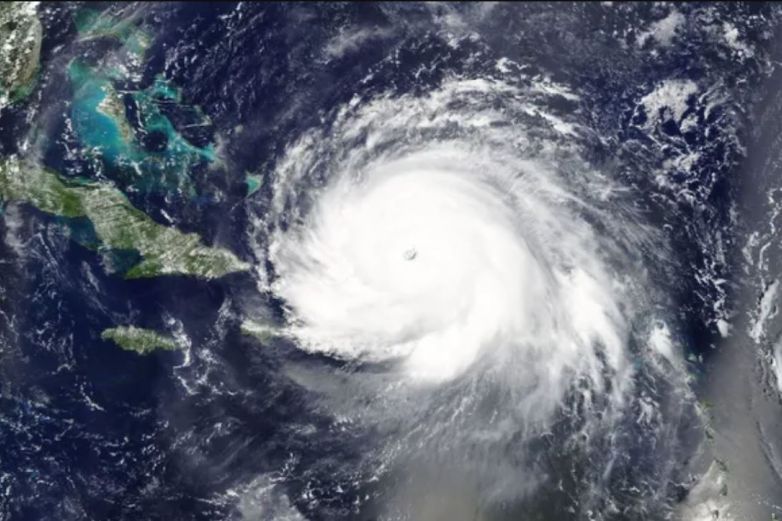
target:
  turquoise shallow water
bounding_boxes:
[68,57,215,197]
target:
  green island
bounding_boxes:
[101,326,178,355]
[0,156,250,279]
[0,2,42,108]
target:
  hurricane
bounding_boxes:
[4,3,782,521]
[248,74,697,519]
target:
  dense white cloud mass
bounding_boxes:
[260,76,648,423]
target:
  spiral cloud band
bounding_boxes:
[261,76,645,421]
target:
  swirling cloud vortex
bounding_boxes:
[263,77,638,419]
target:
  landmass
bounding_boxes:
[101,326,178,355]
[0,2,42,108]
[0,156,250,279]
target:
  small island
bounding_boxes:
[101,326,179,355]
